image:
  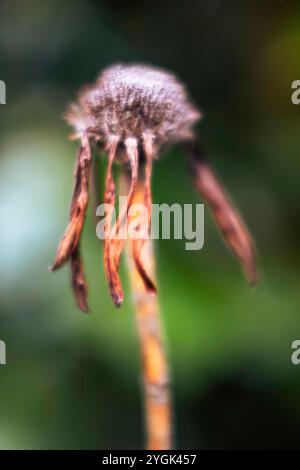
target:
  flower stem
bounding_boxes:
[126,182,173,450]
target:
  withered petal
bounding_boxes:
[143,132,154,229]
[52,134,92,270]
[130,134,157,295]
[104,138,139,306]
[133,237,157,295]
[71,245,89,313]
[187,142,258,285]
[112,137,139,266]
[103,137,124,307]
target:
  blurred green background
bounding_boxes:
[1,0,300,449]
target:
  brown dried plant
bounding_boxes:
[51,64,257,449]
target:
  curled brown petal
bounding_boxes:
[112,137,139,267]
[132,235,157,295]
[130,132,156,295]
[104,138,139,306]
[105,137,142,306]
[51,134,92,270]
[143,132,154,230]
[187,142,258,285]
[103,136,124,307]
[71,245,89,312]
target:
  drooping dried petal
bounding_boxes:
[103,137,124,307]
[143,132,154,230]
[71,245,89,312]
[105,137,139,306]
[132,228,157,295]
[187,143,257,285]
[113,137,139,265]
[52,134,92,270]
[131,133,156,295]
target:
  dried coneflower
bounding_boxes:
[51,64,257,449]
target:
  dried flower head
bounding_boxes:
[51,63,257,311]
[66,64,200,151]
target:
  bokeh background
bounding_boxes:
[1,0,300,449]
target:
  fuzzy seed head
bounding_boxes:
[66,64,201,154]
